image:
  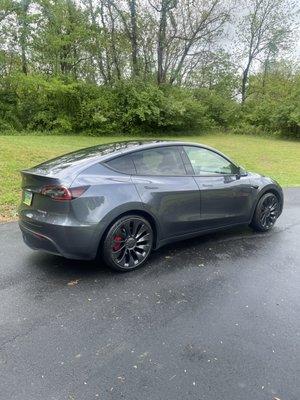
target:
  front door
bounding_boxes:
[182,145,255,229]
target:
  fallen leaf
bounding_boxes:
[67,279,79,286]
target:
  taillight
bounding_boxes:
[41,185,88,201]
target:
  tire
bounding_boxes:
[102,215,153,272]
[250,192,280,232]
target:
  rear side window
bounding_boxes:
[131,147,186,176]
[105,154,136,174]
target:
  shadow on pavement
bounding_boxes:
[24,224,268,282]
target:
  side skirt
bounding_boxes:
[154,222,251,250]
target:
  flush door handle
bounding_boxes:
[144,185,158,190]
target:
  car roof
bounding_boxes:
[23,140,235,179]
[99,140,234,164]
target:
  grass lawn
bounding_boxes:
[1,133,300,221]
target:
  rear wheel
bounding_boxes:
[102,215,153,271]
[250,192,280,232]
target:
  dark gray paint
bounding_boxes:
[1,188,299,400]
[193,174,254,228]
[132,175,201,237]
[19,141,283,260]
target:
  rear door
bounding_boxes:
[130,146,201,239]
[182,145,254,229]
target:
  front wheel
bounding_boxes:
[102,215,153,272]
[250,192,280,232]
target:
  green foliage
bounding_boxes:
[0,70,299,138]
[241,70,300,138]
[77,81,213,134]
[0,75,229,135]
[157,86,210,132]
[0,0,299,139]
[75,83,120,134]
[193,88,240,128]
[0,74,78,132]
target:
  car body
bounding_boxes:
[19,140,284,270]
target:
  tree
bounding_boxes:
[18,0,31,74]
[34,0,92,77]
[0,0,299,137]
[237,0,294,103]
[107,0,141,78]
[128,0,139,77]
[149,0,178,84]
[150,0,230,85]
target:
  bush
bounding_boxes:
[0,74,80,132]
[193,88,240,128]
[157,86,211,132]
[0,71,299,138]
[85,81,213,134]
[0,75,223,135]
[240,72,300,138]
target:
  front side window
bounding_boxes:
[184,146,238,176]
[132,147,186,176]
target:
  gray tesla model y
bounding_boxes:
[19,140,283,271]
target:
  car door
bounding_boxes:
[182,145,255,229]
[131,146,201,239]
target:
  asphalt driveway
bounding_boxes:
[0,188,299,400]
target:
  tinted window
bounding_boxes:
[184,146,238,175]
[132,147,186,176]
[32,142,141,175]
[105,154,136,174]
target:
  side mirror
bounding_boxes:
[236,166,247,178]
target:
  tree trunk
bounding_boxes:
[128,0,139,77]
[262,50,272,94]
[157,4,168,84]
[107,2,121,81]
[20,0,30,75]
[87,0,108,83]
[241,61,251,103]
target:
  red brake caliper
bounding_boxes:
[113,235,123,251]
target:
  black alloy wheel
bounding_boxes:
[250,192,280,232]
[103,215,153,271]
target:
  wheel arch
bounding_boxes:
[250,186,283,221]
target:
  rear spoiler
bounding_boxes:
[21,170,62,192]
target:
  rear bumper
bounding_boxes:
[19,217,99,260]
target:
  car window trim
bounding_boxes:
[178,145,194,175]
[102,144,239,178]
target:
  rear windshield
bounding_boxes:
[30,142,142,176]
